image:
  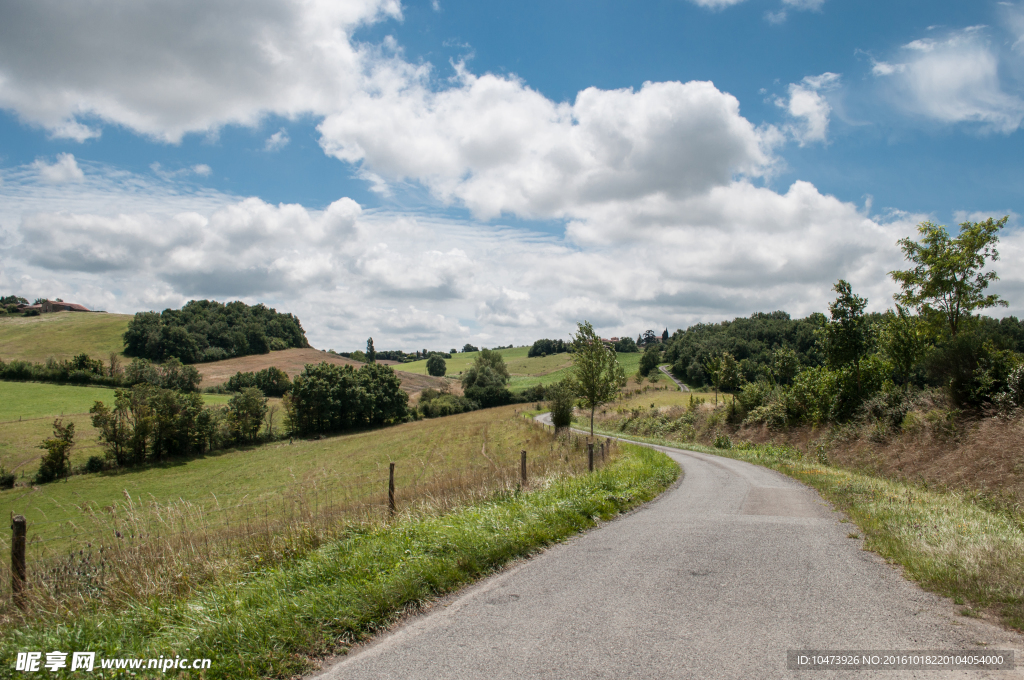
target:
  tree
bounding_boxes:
[547,380,576,431]
[426,354,447,376]
[703,352,738,404]
[567,321,626,437]
[639,344,661,377]
[820,280,870,391]
[890,217,1008,338]
[639,330,658,347]
[877,305,928,387]
[36,419,75,483]
[462,343,479,353]
[461,350,512,407]
[662,328,669,343]
[613,337,639,353]
[366,337,376,363]
[229,387,268,443]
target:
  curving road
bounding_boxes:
[313,431,1023,679]
[658,364,690,392]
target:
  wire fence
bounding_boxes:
[0,416,616,625]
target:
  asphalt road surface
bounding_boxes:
[314,435,1024,679]
[658,364,690,392]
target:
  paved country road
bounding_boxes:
[658,364,690,392]
[314,430,1024,679]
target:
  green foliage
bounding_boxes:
[638,344,661,377]
[568,320,627,435]
[227,366,292,397]
[462,343,479,353]
[158,357,202,393]
[285,362,409,436]
[713,434,732,449]
[547,380,576,430]
[528,338,570,357]
[821,279,870,372]
[0,465,16,489]
[426,354,447,376]
[36,419,75,483]
[366,337,376,363]
[666,310,823,387]
[613,337,639,353]
[926,334,1019,408]
[462,349,514,407]
[877,305,928,387]
[123,299,308,363]
[891,217,1008,338]
[418,390,478,418]
[228,387,269,443]
[85,455,105,473]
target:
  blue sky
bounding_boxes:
[1,0,1023,350]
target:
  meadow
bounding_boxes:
[0,312,131,363]
[0,382,231,476]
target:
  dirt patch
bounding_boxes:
[195,348,452,397]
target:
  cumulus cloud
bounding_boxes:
[320,70,778,220]
[32,153,85,183]
[779,73,840,145]
[872,27,1024,133]
[0,0,402,142]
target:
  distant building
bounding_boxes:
[17,300,95,313]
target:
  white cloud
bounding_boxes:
[319,71,778,220]
[687,0,747,8]
[872,27,1024,133]
[0,0,403,142]
[264,129,290,152]
[779,72,839,145]
[782,0,824,9]
[32,153,85,183]
[192,164,212,177]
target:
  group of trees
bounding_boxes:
[720,217,1020,428]
[226,367,292,397]
[284,362,408,436]
[0,295,28,315]
[528,338,570,357]
[123,299,308,364]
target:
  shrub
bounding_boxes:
[713,434,732,449]
[85,456,105,474]
[36,419,75,484]
[547,380,576,430]
[0,467,15,489]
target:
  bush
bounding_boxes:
[227,367,292,397]
[547,380,576,430]
[426,354,447,376]
[85,456,105,473]
[36,419,75,484]
[419,394,478,418]
[639,344,661,377]
[0,467,15,490]
[713,434,732,449]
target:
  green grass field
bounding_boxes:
[0,403,560,551]
[399,346,656,391]
[0,311,132,363]
[0,381,231,476]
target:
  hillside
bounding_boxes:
[400,346,648,390]
[195,347,451,396]
[0,312,132,363]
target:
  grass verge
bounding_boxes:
[581,421,1024,633]
[0,442,678,679]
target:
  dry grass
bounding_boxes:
[194,347,453,398]
[0,407,617,628]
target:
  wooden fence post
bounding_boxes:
[388,463,396,517]
[588,442,594,472]
[520,450,527,487]
[11,514,26,611]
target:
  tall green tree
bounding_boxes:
[890,217,1008,338]
[877,305,928,387]
[567,321,626,437]
[229,387,268,443]
[638,344,661,377]
[366,337,376,364]
[426,354,446,376]
[820,280,870,391]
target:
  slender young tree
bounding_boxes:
[821,279,870,392]
[890,217,1008,338]
[366,337,376,363]
[567,321,626,437]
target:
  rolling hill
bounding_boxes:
[0,311,132,363]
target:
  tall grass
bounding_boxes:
[0,412,612,630]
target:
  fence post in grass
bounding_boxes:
[388,463,396,518]
[520,450,527,487]
[11,514,26,611]
[588,442,594,472]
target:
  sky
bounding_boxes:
[1,0,1023,351]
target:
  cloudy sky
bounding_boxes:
[2,0,1023,351]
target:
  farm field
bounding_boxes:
[0,381,231,476]
[0,312,132,363]
[0,404,574,557]
[195,347,452,396]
